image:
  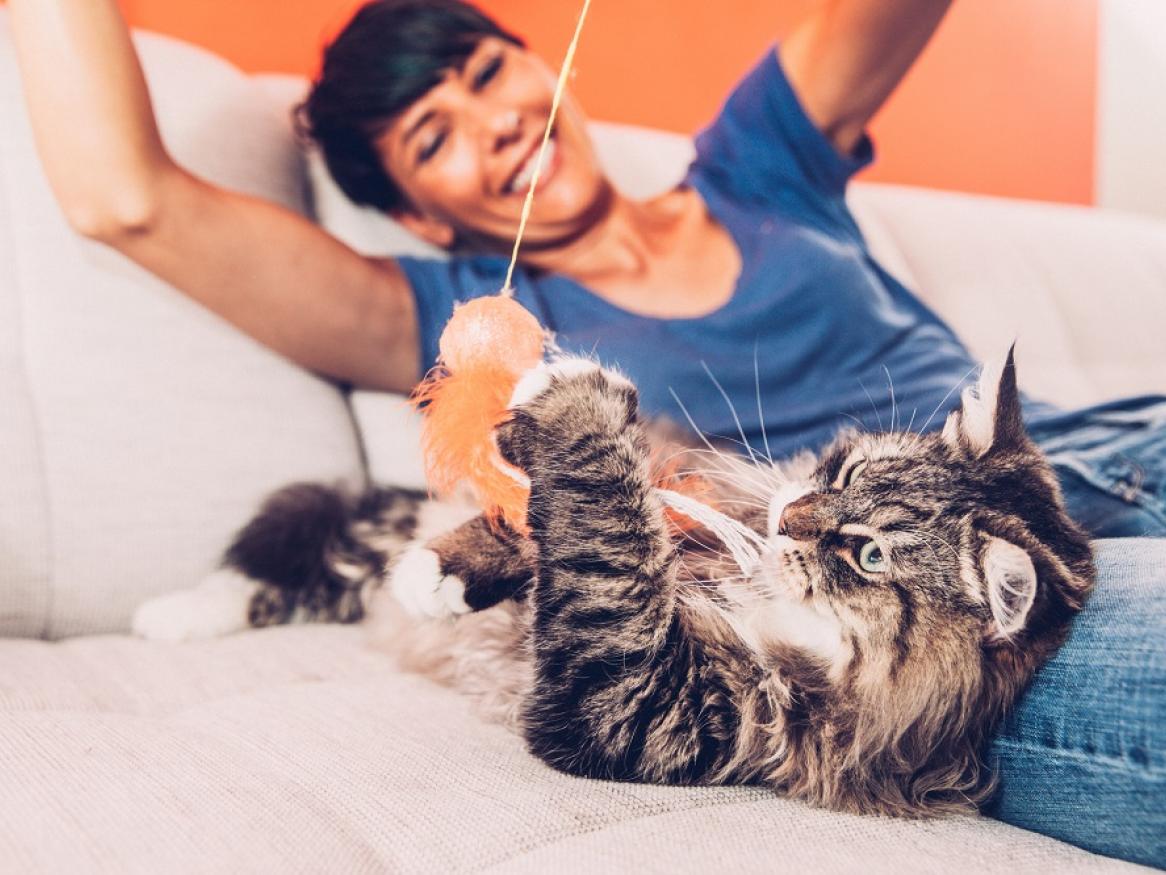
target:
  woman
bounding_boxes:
[10,0,1165,865]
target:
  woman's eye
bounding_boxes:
[843,460,867,488]
[857,539,887,573]
[418,130,447,164]
[473,55,503,89]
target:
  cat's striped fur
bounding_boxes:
[136,352,1094,817]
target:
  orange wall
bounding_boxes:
[120,0,1097,205]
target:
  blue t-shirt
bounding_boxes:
[398,48,985,459]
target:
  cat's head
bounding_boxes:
[758,349,1094,812]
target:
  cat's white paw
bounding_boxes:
[132,569,260,642]
[509,357,630,409]
[389,545,470,619]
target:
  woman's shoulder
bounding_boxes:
[689,45,872,208]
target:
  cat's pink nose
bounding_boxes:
[778,494,828,540]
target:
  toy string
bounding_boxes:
[501,0,593,296]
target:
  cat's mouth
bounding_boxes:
[759,537,815,601]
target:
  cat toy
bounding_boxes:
[410,0,766,573]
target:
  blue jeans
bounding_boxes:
[987,397,1166,867]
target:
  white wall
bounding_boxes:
[1096,0,1166,219]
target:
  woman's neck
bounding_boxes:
[515,188,690,283]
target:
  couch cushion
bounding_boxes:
[0,124,51,636]
[0,16,365,637]
[0,622,1141,873]
[846,186,1166,409]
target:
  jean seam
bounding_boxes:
[1053,456,1166,529]
[992,736,1164,777]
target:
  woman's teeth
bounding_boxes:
[507,139,557,194]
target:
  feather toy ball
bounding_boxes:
[410,294,546,534]
[411,293,767,577]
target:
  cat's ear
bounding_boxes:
[979,534,1038,641]
[942,345,1026,457]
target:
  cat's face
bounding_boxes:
[757,352,1093,716]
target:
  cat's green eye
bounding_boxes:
[843,460,867,488]
[857,539,887,573]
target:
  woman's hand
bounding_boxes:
[782,0,953,155]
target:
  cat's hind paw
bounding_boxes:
[388,545,471,620]
[131,569,260,642]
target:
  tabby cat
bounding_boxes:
[134,351,1094,816]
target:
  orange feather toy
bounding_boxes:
[409,295,546,534]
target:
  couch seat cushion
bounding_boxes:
[0,626,1143,873]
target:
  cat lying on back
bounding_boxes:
[134,351,1094,816]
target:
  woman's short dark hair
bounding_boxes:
[297,0,524,214]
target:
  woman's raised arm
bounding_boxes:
[8,0,421,392]
[782,0,952,155]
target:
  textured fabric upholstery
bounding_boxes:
[0,562,1151,874]
[0,18,365,637]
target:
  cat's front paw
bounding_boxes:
[499,358,638,470]
[507,358,608,408]
[132,570,260,641]
[388,545,471,620]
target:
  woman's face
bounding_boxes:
[377,37,611,251]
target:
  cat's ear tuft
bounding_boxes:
[980,534,1038,642]
[942,345,1026,457]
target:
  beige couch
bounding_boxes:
[1,16,1163,873]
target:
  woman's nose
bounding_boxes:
[487,108,523,152]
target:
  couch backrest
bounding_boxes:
[0,16,365,638]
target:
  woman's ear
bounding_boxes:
[393,209,457,249]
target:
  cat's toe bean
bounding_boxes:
[131,569,260,641]
[389,546,471,619]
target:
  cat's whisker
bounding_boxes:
[662,459,778,494]
[666,473,773,506]
[665,465,773,494]
[918,363,980,435]
[840,412,869,435]
[700,360,764,468]
[883,365,898,433]
[668,388,734,460]
[709,498,772,511]
[859,379,883,432]
[753,341,774,464]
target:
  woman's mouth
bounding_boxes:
[503,134,559,196]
